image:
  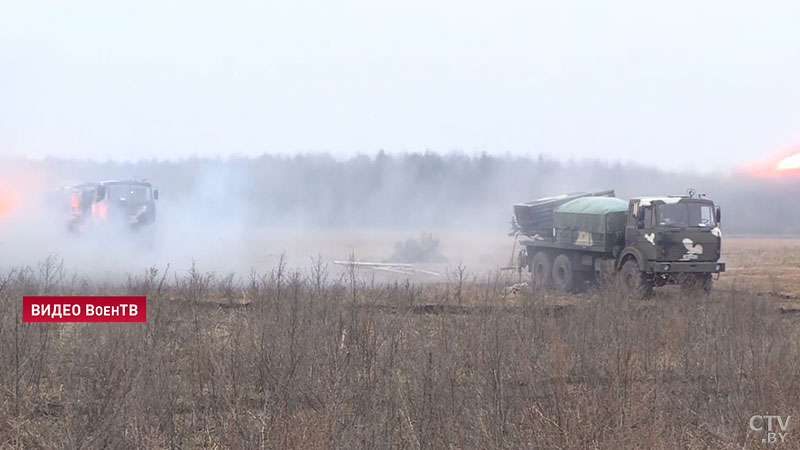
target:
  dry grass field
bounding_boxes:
[1,237,800,449]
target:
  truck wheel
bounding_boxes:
[681,273,713,296]
[619,259,652,299]
[552,254,575,292]
[530,251,552,289]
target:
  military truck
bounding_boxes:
[60,180,159,232]
[93,180,158,229]
[56,183,98,231]
[511,189,724,296]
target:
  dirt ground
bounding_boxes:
[717,237,800,291]
[276,230,800,293]
[2,233,800,449]
[3,222,800,297]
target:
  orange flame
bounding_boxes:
[776,152,800,171]
[0,186,21,218]
[746,148,800,178]
[92,202,108,220]
[70,193,81,213]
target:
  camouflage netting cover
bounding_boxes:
[554,197,629,234]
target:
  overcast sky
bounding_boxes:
[1,0,799,171]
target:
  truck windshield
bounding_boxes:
[658,203,716,227]
[108,184,151,202]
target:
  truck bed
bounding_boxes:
[513,190,615,236]
[518,233,618,254]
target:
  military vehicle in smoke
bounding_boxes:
[60,180,158,232]
[511,189,724,297]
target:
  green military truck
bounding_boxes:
[511,189,725,297]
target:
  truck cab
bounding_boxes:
[92,180,159,229]
[620,195,725,293]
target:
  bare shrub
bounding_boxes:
[0,259,798,449]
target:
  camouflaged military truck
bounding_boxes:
[511,189,725,297]
[59,180,159,233]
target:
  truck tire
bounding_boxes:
[530,251,552,289]
[619,259,652,299]
[681,273,713,297]
[552,254,575,293]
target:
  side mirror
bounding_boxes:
[153,188,159,200]
[715,206,721,224]
[95,185,106,201]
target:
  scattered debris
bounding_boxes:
[333,260,441,276]
[505,282,530,295]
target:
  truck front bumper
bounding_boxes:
[649,261,725,274]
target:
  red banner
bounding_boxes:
[22,296,146,323]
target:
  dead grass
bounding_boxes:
[1,240,800,449]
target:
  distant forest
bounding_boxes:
[7,152,799,234]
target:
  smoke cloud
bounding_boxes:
[0,153,797,279]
